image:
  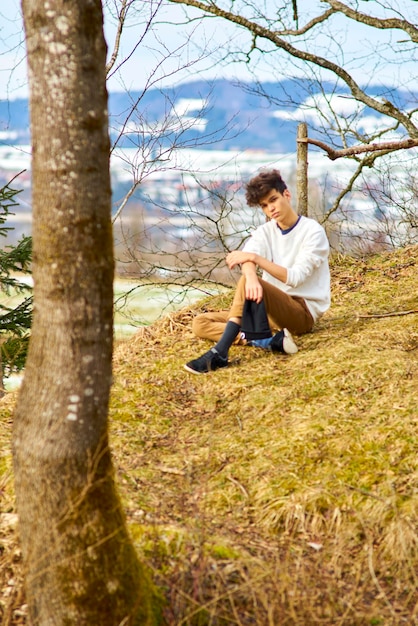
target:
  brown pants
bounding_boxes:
[192,275,314,343]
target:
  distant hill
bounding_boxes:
[1,78,416,153]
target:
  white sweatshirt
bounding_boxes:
[242,216,331,321]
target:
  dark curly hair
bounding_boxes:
[245,169,288,206]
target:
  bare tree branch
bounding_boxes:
[105,0,130,75]
[276,8,335,36]
[300,136,418,161]
[323,0,418,43]
[358,309,418,319]
[105,0,163,79]
[321,151,383,221]
[168,0,418,140]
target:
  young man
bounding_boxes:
[184,169,330,374]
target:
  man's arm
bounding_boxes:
[226,250,288,303]
[226,250,287,281]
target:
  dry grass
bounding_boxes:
[1,246,418,624]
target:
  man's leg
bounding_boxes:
[203,278,247,358]
[244,279,313,353]
[185,281,247,374]
[228,276,312,354]
[228,275,313,336]
[192,311,229,342]
[185,314,242,374]
[192,310,245,344]
[184,276,312,373]
[260,279,314,335]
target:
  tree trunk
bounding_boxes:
[12,1,157,624]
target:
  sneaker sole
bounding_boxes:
[282,328,298,355]
[184,363,205,375]
[183,361,229,374]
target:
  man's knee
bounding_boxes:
[192,313,206,338]
[236,274,246,292]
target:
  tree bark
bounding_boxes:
[13,1,157,624]
[296,122,308,216]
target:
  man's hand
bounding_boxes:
[226,250,256,269]
[226,250,262,302]
[244,275,263,302]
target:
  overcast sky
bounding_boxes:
[0,0,417,100]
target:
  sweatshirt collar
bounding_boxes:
[277,214,302,234]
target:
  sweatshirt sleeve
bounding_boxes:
[242,225,271,260]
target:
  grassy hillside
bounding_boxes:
[1,246,418,625]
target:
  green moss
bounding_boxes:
[208,544,240,560]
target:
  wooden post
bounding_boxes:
[296,122,308,216]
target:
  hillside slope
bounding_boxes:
[1,246,418,625]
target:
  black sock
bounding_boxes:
[214,321,241,359]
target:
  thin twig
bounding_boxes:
[357,309,418,319]
[343,483,385,502]
[226,475,249,498]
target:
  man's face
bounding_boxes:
[259,188,293,227]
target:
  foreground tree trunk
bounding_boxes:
[13,1,157,624]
